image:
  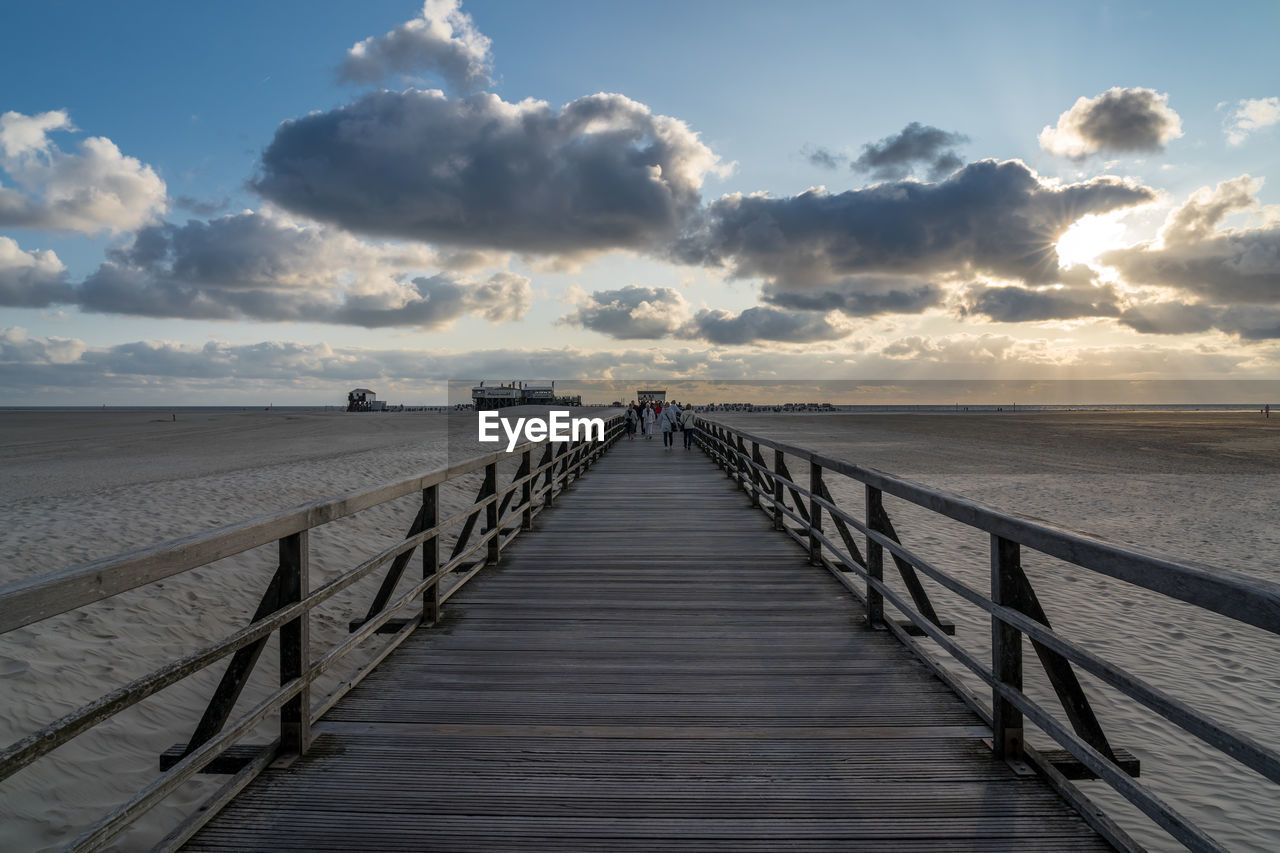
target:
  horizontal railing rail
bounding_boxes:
[0,414,624,852]
[692,415,1280,853]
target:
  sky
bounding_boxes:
[2,0,1279,404]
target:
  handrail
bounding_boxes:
[692,415,1279,853]
[696,417,1280,633]
[0,433,572,634]
[0,413,624,852]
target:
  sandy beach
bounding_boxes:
[2,408,1278,850]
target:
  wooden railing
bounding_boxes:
[0,414,624,852]
[693,416,1280,853]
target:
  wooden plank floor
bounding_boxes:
[186,435,1112,851]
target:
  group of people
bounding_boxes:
[625,400,697,450]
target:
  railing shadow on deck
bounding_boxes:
[693,415,1280,853]
[0,415,625,852]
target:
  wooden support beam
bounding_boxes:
[808,461,823,566]
[771,448,784,531]
[278,531,310,759]
[422,485,440,626]
[520,450,533,531]
[865,486,884,629]
[485,462,500,566]
[991,534,1025,761]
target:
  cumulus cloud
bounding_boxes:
[1225,97,1280,146]
[0,236,74,307]
[1039,88,1183,159]
[0,110,167,234]
[1102,176,1280,305]
[338,0,492,92]
[254,89,724,257]
[0,209,529,329]
[559,284,847,345]
[0,326,86,365]
[560,284,691,338]
[959,283,1121,322]
[677,159,1155,298]
[851,122,968,180]
[1158,174,1260,246]
[681,306,850,345]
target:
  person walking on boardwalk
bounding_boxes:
[625,403,639,440]
[642,402,655,439]
[680,403,697,450]
[659,401,679,449]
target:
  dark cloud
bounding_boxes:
[337,0,492,93]
[851,122,968,180]
[761,276,945,316]
[1102,176,1280,305]
[681,306,849,345]
[960,283,1120,322]
[0,237,74,307]
[1040,87,1182,159]
[1118,303,1280,341]
[1217,307,1280,340]
[254,89,722,256]
[0,211,530,329]
[560,285,689,339]
[676,159,1155,294]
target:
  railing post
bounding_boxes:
[521,449,533,530]
[485,462,500,565]
[865,486,884,628]
[543,443,556,508]
[991,534,1024,761]
[749,442,761,507]
[423,485,440,625]
[278,530,310,758]
[772,449,784,531]
[808,461,823,565]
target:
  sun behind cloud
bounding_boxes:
[1055,212,1129,268]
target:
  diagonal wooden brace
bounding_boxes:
[173,562,284,761]
[1004,558,1119,764]
[868,499,946,629]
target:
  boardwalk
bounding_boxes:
[186,435,1110,851]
